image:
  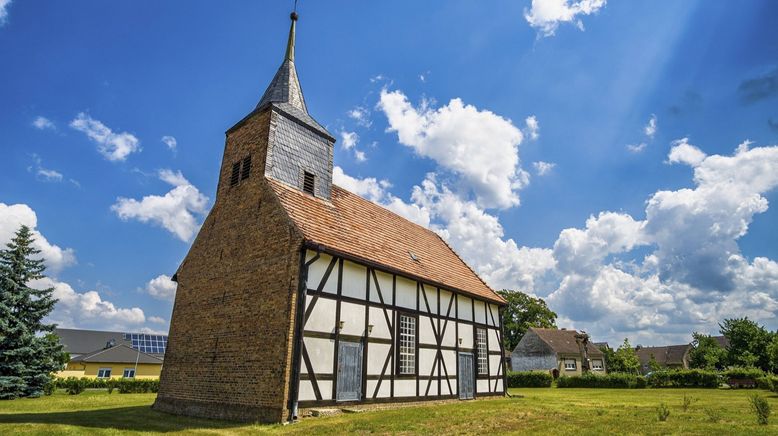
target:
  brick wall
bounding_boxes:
[154,109,304,423]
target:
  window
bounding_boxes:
[564,359,577,371]
[476,328,488,375]
[592,359,604,371]
[241,155,252,180]
[97,368,112,378]
[123,368,136,378]
[230,162,241,186]
[398,313,416,375]
[303,171,315,195]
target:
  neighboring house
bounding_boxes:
[511,328,606,376]
[55,328,167,379]
[635,344,691,373]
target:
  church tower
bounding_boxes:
[154,11,331,423]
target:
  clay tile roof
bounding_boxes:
[268,178,505,304]
[530,327,603,356]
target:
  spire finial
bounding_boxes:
[285,10,297,62]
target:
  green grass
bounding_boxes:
[0,388,776,435]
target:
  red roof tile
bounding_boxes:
[268,178,505,304]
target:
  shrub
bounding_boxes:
[749,394,770,425]
[647,369,720,388]
[756,375,778,392]
[63,377,86,395]
[42,380,56,396]
[506,371,553,388]
[557,373,646,388]
[656,403,670,422]
[725,367,765,380]
[703,407,722,423]
[681,394,697,412]
[106,380,116,394]
[116,378,159,394]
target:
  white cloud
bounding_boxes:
[111,169,208,241]
[33,277,147,330]
[161,135,177,152]
[340,130,358,150]
[524,0,607,37]
[347,106,372,128]
[0,203,77,273]
[644,114,657,139]
[0,0,11,26]
[354,150,367,162]
[379,88,528,209]
[667,137,707,167]
[70,113,140,162]
[28,154,66,183]
[148,316,166,324]
[524,115,540,140]
[144,274,177,302]
[533,161,556,176]
[32,116,55,130]
[627,142,647,153]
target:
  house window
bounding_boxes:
[241,155,252,180]
[476,328,488,375]
[564,359,577,371]
[123,368,136,378]
[303,171,315,195]
[230,162,241,186]
[97,368,112,378]
[592,359,604,371]
[398,313,416,375]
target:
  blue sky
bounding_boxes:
[1,0,777,345]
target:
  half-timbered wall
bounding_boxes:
[297,250,505,406]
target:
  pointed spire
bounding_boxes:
[285,12,297,62]
[256,11,307,113]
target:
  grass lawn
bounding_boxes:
[0,388,776,435]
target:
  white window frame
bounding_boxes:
[563,359,577,371]
[97,367,112,378]
[398,313,416,375]
[476,328,488,375]
[592,359,604,371]
[123,368,136,378]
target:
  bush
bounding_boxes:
[703,407,722,423]
[557,373,646,388]
[647,369,720,388]
[756,375,778,392]
[116,378,159,394]
[725,367,764,380]
[749,394,771,425]
[656,403,670,422]
[506,371,553,388]
[62,377,86,395]
[42,380,56,396]
[52,377,159,394]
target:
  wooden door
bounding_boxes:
[336,341,363,401]
[458,353,474,400]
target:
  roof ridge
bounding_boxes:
[431,231,504,303]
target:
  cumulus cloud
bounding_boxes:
[32,116,55,130]
[347,106,372,127]
[644,114,657,139]
[667,137,707,167]
[161,135,177,152]
[0,0,11,26]
[111,169,208,241]
[70,113,140,162]
[144,274,177,302]
[379,89,528,209]
[524,115,540,140]
[533,161,556,176]
[524,0,607,37]
[0,203,76,273]
[340,130,358,150]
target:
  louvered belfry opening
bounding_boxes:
[230,162,241,186]
[302,171,315,195]
[241,155,252,180]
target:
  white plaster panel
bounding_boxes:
[450,379,457,395]
[474,300,486,324]
[394,379,415,397]
[441,378,453,396]
[458,323,473,349]
[421,285,437,314]
[490,355,502,376]
[298,380,316,401]
[341,260,367,300]
[495,379,503,392]
[487,304,499,326]
[395,276,417,309]
[442,350,456,376]
[426,383,438,396]
[371,270,393,305]
[367,343,391,375]
[489,328,501,351]
[441,320,456,347]
[419,348,437,376]
[339,302,366,336]
[318,380,333,400]
[477,379,489,393]
[303,337,334,374]
[457,296,472,321]
[304,297,336,333]
[306,253,338,294]
[419,316,436,345]
[368,307,392,340]
[366,380,391,399]
[439,290,453,317]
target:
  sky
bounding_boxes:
[1,0,777,346]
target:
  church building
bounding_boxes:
[154,11,507,423]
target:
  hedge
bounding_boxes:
[557,373,647,388]
[53,377,159,394]
[723,367,765,380]
[506,371,553,388]
[647,369,720,388]
[756,375,778,393]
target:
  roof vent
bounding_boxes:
[105,339,116,349]
[409,251,420,262]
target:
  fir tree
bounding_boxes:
[0,225,64,399]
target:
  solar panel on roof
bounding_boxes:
[125,332,168,354]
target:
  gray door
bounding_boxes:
[336,341,363,401]
[458,353,474,400]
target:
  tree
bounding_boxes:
[766,334,778,373]
[607,338,641,374]
[648,353,662,372]
[720,318,771,371]
[497,290,557,351]
[0,225,63,399]
[688,332,728,370]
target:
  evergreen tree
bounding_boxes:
[0,225,64,399]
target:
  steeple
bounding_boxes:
[256,12,307,114]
